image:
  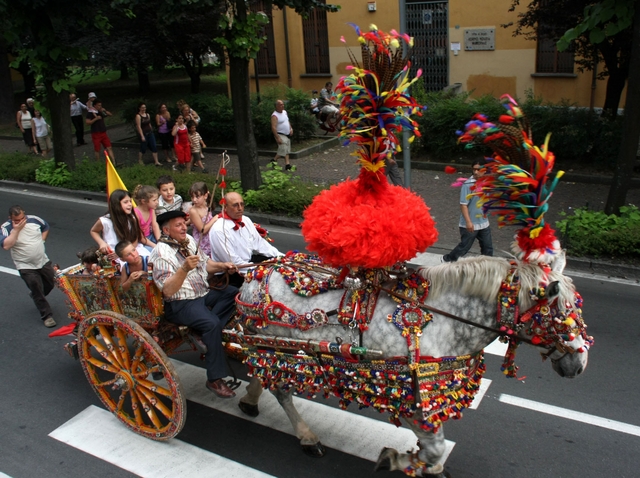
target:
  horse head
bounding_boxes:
[512,251,592,378]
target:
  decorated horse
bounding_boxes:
[226,26,593,477]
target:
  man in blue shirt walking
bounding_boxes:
[442,160,493,262]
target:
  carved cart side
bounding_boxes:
[55,264,199,441]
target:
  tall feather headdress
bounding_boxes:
[301,25,438,268]
[458,94,563,263]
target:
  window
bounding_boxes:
[536,34,574,74]
[251,1,277,75]
[302,1,330,74]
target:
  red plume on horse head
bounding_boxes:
[457,94,564,264]
[301,25,438,268]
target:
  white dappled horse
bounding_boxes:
[232,252,590,477]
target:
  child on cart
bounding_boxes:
[115,240,150,293]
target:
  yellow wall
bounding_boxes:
[248,1,624,109]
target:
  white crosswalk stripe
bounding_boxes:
[49,405,275,478]
[50,359,477,476]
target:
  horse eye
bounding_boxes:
[546,281,560,298]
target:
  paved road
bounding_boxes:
[0,189,638,478]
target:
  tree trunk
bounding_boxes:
[190,73,201,94]
[0,38,15,120]
[16,60,36,97]
[44,81,74,170]
[605,4,640,215]
[119,63,130,81]
[137,67,150,94]
[229,54,262,191]
[601,68,626,118]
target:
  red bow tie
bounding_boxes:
[221,211,245,231]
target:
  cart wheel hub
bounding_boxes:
[112,372,134,391]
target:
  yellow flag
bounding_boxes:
[105,151,136,206]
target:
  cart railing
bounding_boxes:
[55,264,164,329]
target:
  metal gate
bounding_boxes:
[405,1,449,92]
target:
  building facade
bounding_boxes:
[248,0,621,109]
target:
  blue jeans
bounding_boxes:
[140,131,157,153]
[163,287,238,381]
[443,226,493,262]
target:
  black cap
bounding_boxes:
[156,210,187,227]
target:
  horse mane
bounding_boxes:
[419,256,576,311]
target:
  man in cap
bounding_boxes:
[87,92,97,109]
[150,210,239,398]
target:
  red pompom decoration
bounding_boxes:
[514,224,558,259]
[444,165,457,174]
[499,115,515,124]
[219,181,226,189]
[220,168,227,175]
[219,198,226,205]
[301,175,438,268]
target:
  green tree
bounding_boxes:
[216,0,339,191]
[558,1,640,214]
[0,0,109,170]
[507,0,632,117]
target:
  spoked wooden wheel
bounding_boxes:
[78,311,186,440]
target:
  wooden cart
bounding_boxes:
[55,264,200,441]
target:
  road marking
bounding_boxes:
[171,360,456,464]
[49,405,275,478]
[0,472,14,478]
[469,378,491,410]
[484,339,508,357]
[0,266,19,276]
[499,394,640,437]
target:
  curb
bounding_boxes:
[111,135,341,160]
[394,159,640,188]
[2,179,638,280]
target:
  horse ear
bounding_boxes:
[551,250,566,274]
[546,281,560,300]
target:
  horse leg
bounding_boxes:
[238,376,262,418]
[270,386,326,458]
[375,423,448,477]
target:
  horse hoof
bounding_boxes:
[374,447,397,472]
[301,442,326,457]
[238,401,259,417]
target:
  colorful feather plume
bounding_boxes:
[301,25,437,268]
[457,95,563,263]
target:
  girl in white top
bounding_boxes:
[90,189,151,262]
[31,110,52,157]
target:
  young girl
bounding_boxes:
[188,182,218,257]
[133,184,160,248]
[89,189,151,260]
[172,115,191,169]
[76,246,100,274]
[115,240,149,293]
[187,121,207,173]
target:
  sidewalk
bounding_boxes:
[2,124,639,279]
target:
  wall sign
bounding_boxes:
[464,28,495,51]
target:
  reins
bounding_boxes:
[378,285,535,346]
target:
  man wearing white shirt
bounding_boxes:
[208,192,281,287]
[69,93,87,146]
